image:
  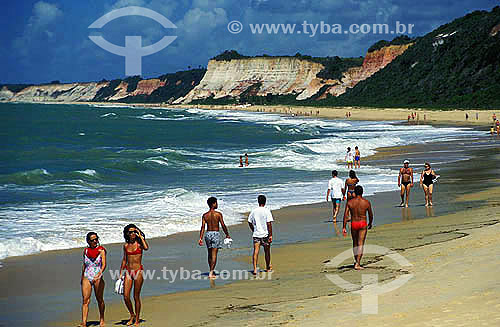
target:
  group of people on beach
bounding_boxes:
[80,224,148,326]
[198,195,273,278]
[326,160,439,269]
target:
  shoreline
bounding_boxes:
[2,131,498,326]
[4,101,499,127]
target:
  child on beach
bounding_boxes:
[120,224,149,326]
[80,232,106,327]
[248,195,274,275]
[198,197,231,279]
[345,147,354,169]
[354,146,361,168]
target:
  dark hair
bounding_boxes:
[207,196,217,208]
[332,170,338,177]
[123,224,144,243]
[347,147,351,151]
[354,185,363,196]
[86,232,98,244]
[355,146,358,149]
[424,162,431,168]
[349,170,357,179]
[258,194,266,205]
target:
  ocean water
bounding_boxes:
[0,103,482,260]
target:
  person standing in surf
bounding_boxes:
[345,147,354,169]
[398,160,414,207]
[342,186,374,270]
[354,146,361,168]
[198,197,231,279]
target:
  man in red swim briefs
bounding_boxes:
[342,185,374,270]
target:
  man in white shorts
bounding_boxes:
[248,195,274,275]
[326,170,345,222]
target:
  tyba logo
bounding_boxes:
[88,6,177,76]
[324,244,413,314]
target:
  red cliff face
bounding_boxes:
[131,79,166,96]
[321,44,412,98]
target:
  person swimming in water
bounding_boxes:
[80,232,106,327]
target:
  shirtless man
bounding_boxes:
[398,160,414,207]
[198,197,231,279]
[354,146,361,169]
[342,186,373,270]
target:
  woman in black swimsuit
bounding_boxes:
[420,162,436,207]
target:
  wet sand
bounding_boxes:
[37,135,499,326]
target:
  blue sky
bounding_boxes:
[2,0,498,84]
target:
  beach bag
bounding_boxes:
[114,277,124,294]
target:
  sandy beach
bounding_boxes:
[12,100,499,127]
[38,130,498,326]
[1,102,499,326]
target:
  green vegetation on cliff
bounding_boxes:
[323,6,500,109]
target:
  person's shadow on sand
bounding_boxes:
[115,318,145,325]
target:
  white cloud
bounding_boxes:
[13,1,63,56]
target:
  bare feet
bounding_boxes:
[208,272,217,279]
[126,315,135,326]
[99,320,106,327]
[429,202,433,206]
[405,203,409,208]
[79,322,87,327]
[354,263,364,270]
[265,265,273,272]
[399,201,404,207]
[135,318,140,326]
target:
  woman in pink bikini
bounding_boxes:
[80,232,107,327]
[120,224,149,326]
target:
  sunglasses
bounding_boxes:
[89,238,98,242]
[128,230,137,234]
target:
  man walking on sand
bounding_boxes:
[198,197,231,279]
[326,170,345,222]
[248,195,274,275]
[398,160,414,207]
[342,186,374,270]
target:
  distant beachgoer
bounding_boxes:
[354,146,361,168]
[424,114,426,121]
[420,162,436,206]
[198,197,231,279]
[80,232,106,327]
[398,160,414,207]
[497,125,500,136]
[493,113,497,122]
[345,170,359,202]
[248,195,274,275]
[345,147,354,169]
[326,170,345,222]
[476,112,479,120]
[408,115,411,123]
[120,224,149,326]
[465,113,469,120]
[239,156,243,167]
[491,127,495,135]
[342,186,373,270]
[245,153,249,166]
[346,112,349,118]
